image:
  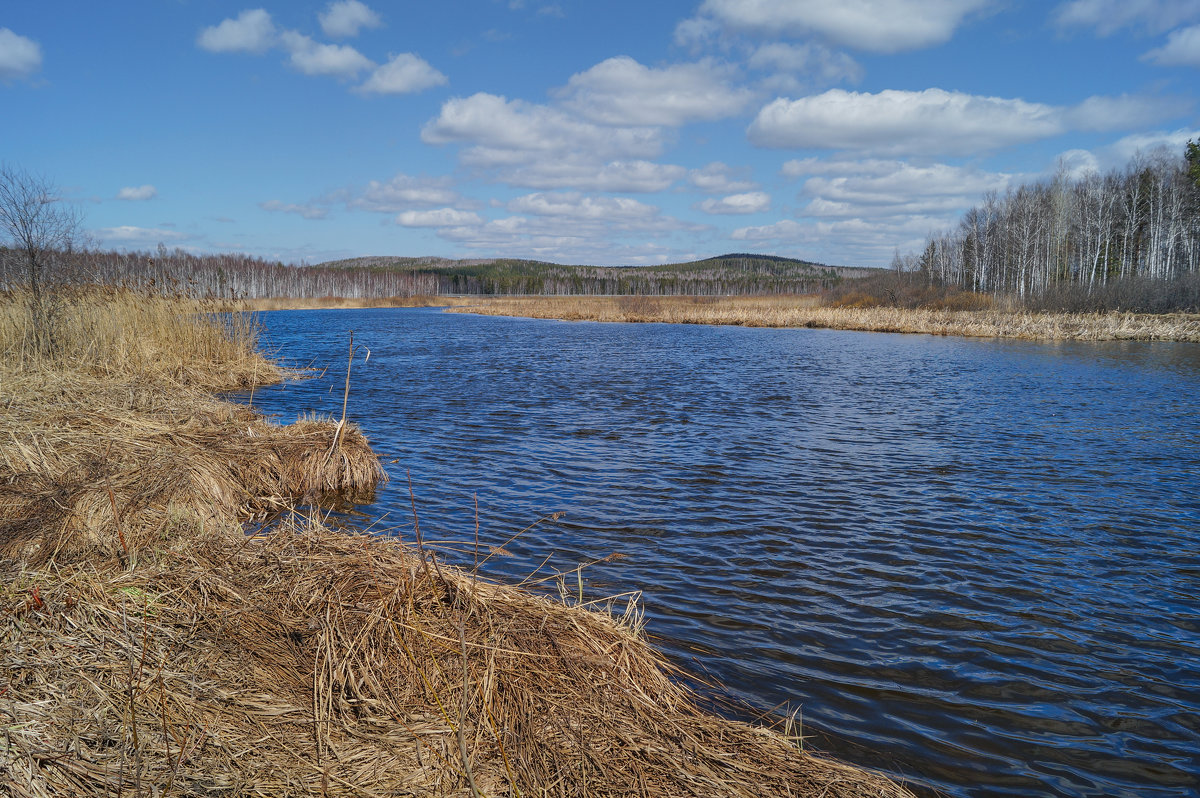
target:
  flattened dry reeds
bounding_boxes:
[1,520,914,797]
[448,295,1200,342]
[1,288,917,797]
[238,294,457,312]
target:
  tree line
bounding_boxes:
[1,242,844,300]
[898,142,1200,311]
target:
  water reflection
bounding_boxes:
[244,308,1200,798]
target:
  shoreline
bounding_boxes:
[444,295,1200,342]
[1,289,918,797]
[240,294,1200,342]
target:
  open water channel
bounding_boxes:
[245,307,1200,798]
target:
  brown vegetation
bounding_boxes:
[448,294,1200,341]
[239,294,458,311]
[0,288,916,797]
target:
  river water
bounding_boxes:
[245,307,1200,798]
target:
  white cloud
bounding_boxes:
[197,9,276,54]
[1102,127,1200,163]
[260,199,329,219]
[1143,24,1200,66]
[319,0,382,38]
[358,52,447,94]
[731,215,942,266]
[555,56,753,126]
[688,162,759,193]
[506,192,662,223]
[280,31,373,77]
[1055,149,1101,178]
[747,42,863,89]
[117,185,157,201]
[93,226,193,246]
[422,92,664,166]
[500,160,686,193]
[395,208,482,227]
[1064,94,1181,129]
[748,88,1176,156]
[698,192,771,214]
[692,0,992,53]
[411,192,703,264]
[1053,0,1200,36]
[350,174,461,212]
[749,88,1061,155]
[0,28,42,81]
[796,160,1015,219]
[731,219,806,241]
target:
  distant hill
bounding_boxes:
[311,253,867,296]
[2,248,869,299]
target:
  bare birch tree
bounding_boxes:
[0,165,81,353]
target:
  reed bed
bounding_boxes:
[448,295,1200,342]
[240,295,457,312]
[1,287,916,797]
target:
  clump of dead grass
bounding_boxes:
[1,518,915,797]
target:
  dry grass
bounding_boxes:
[0,287,917,797]
[240,295,458,312]
[448,295,1200,342]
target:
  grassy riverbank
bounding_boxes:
[240,294,458,311]
[1,288,915,796]
[447,295,1200,342]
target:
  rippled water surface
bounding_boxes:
[246,308,1200,798]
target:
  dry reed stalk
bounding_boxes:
[447,295,1200,342]
[1,288,917,797]
[237,295,458,312]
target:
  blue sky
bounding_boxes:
[3,0,1199,267]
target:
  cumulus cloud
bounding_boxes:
[197,9,276,53]
[730,219,806,242]
[747,42,863,90]
[319,0,382,38]
[358,53,447,94]
[555,56,753,126]
[731,215,943,266]
[1064,94,1181,128]
[689,0,992,53]
[93,226,193,247]
[1055,149,1101,178]
[427,193,702,263]
[748,88,1175,156]
[279,31,373,77]
[395,208,482,227]
[795,160,1015,219]
[350,174,462,212]
[0,28,42,81]
[1101,127,1200,163]
[423,92,664,166]
[1053,0,1200,36]
[688,162,759,193]
[506,192,663,223]
[260,199,329,219]
[750,88,1060,155]
[698,192,771,214]
[725,157,1029,266]
[1143,24,1200,66]
[117,185,157,201]
[500,160,686,193]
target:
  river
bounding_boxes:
[245,307,1200,798]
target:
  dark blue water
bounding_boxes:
[245,308,1200,798]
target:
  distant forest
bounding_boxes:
[0,249,850,298]
[897,141,1200,311]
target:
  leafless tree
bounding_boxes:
[0,165,82,352]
